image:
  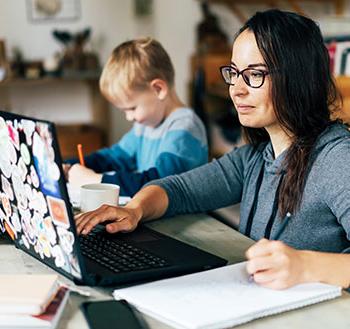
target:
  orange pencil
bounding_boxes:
[77,144,85,166]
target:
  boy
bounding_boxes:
[65,38,208,196]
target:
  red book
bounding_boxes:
[0,287,69,329]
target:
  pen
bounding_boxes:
[272,212,291,241]
[77,143,85,166]
[248,212,292,283]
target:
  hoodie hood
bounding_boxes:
[261,123,350,175]
[313,123,350,152]
[262,142,287,174]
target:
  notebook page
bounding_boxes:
[113,262,341,329]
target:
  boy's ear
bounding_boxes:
[150,79,168,100]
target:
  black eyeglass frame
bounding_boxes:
[220,66,270,89]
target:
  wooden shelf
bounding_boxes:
[335,76,350,124]
[0,73,100,87]
[0,74,110,159]
[206,0,346,22]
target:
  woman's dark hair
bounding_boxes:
[237,9,342,217]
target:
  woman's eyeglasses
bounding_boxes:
[220,66,270,89]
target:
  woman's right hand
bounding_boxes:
[75,204,143,235]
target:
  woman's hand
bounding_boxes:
[75,204,143,235]
[246,239,350,289]
[245,238,308,289]
[68,164,102,187]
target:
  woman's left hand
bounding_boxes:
[245,238,308,290]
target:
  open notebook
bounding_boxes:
[113,261,341,329]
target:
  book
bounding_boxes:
[0,275,59,315]
[0,286,69,329]
[113,262,341,329]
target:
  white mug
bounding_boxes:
[80,183,120,212]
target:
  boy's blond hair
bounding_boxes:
[100,37,175,100]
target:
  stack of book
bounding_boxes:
[0,274,70,329]
[324,35,350,76]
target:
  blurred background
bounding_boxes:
[1,0,350,161]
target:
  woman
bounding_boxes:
[75,9,350,290]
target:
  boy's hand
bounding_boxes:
[75,204,142,235]
[68,164,102,187]
[245,238,308,290]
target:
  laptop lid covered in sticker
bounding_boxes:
[0,110,85,282]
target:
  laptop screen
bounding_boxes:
[0,111,83,281]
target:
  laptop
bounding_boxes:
[0,110,227,287]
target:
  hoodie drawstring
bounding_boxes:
[244,162,285,239]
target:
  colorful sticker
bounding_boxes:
[21,216,37,246]
[4,220,15,240]
[7,142,17,165]
[43,216,57,245]
[0,207,6,221]
[68,255,82,278]
[47,196,69,228]
[20,143,31,165]
[1,194,12,217]
[24,184,33,202]
[7,121,20,150]
[31,211,44,236]
[0,151,12,178]
[18,207,31,221]
[57,226,74,254]
[29,190,48,216]
[0,117,8,146]
[1,174,14,201]
[11,169,28,210]
[10,206,21,232]
[49,162,60,181]
[52,245,66,268]
[33,132,60,196]
[38,233,51,258]
[21,235,30,249]
[21,119,35,146]
[34,241,44,259]
[17,157,28,182]
[30,165,40,188]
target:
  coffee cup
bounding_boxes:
[80,183,120,212]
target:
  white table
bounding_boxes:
[1,213,350,329]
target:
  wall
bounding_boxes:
[0,0,136,143]
[0,0,201,144]
[1,1,349,144]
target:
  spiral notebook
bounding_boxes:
[113,262,341,329]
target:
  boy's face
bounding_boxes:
[112,86,166,127]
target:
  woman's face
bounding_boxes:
[230,30,279,132]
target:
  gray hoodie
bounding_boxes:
[150,123,350,253]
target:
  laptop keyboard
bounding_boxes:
[79,232,170,273]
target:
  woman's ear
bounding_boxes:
[150,79,168,100]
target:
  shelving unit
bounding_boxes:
[335,76,350,123]
[206,0,346,22]
[0,76,110,159]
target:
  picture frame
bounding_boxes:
[26,0,81,23]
